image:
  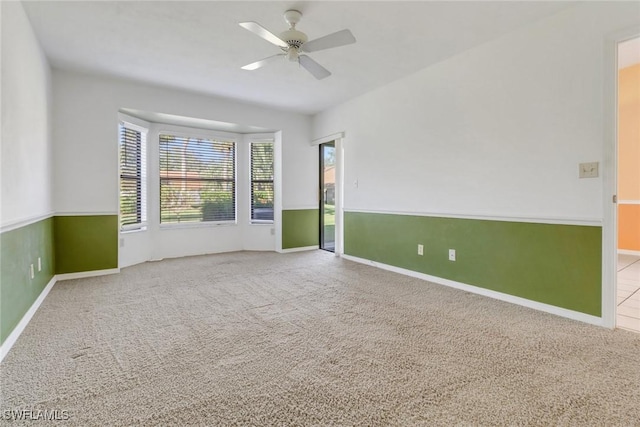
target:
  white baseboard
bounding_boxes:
[1,267,120,363]
[617,249,640,256]
[0,276,57,363]
[278,245,319,253]
[341,254,603,327]
[56,268,120,281]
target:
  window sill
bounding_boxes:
[120,226,147,235]
[159,221,238,230]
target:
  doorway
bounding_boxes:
[615,36,640,332]
[319,141,336,252]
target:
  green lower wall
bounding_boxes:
[282,209,319,249]
[345,212,602,316]
[1,210,601,345]
[1,217,55,344]
[1,214,118,345]
[54,215,118,274]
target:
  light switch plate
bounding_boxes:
[579,162,599,178]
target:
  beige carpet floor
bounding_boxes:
[1,250,639,426]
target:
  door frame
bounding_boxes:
[602,27,640,328]
[312,132,344,256]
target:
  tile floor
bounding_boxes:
[617,254,640,332]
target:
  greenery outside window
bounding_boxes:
[250,141,274,223]
[159,134,236,224]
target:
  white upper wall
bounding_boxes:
[618,36,640,69]
[52,70,315,214]
[1,1,53,227]
[312,2,640,223]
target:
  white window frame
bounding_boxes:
[118,120,148,232]
[158,128,239,228]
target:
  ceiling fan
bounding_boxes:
[239,10,356,80]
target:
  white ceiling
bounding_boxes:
[23,1,576,115]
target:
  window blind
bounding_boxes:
[250,142,274,222]
[159,134,236,223]
[119,124,145,229]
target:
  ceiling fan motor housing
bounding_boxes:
[281,9,307,57]
[279,29,308,50]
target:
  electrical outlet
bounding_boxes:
[448,249,456,261]
[270,228,275,236]
[417,244,424,256]
[38,257,42,271]
[120,238,125,248]
[579,162,599,178]
[30,264,35,279]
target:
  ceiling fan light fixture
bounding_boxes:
[286,48,299,62]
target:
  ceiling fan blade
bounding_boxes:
[302,29,356,53]
[241,54,285,71]
[299,55,331,80]
[239,21,288,48]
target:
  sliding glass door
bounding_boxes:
[320,142,335,252]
